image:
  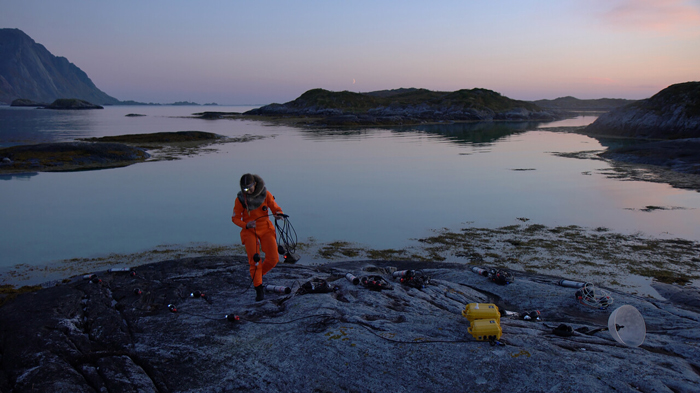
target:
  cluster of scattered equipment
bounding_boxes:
[85,253,645,349]
[558,279,614,310]
[297,278,338,295]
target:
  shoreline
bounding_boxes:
[2,222,698,300]
[1,123,699,299]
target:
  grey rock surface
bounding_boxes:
[1,257,698,392]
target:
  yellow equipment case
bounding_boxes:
[468,319,502,341]
[462,303,500,323]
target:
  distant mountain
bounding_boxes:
[0,28,119,105]
[246,87,558,125]
[533,96,636,111]
[584,82,700,139]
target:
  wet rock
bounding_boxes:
[80,131,222,144]
[0,257,698,392]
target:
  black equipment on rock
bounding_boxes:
[360,275,392,291]
[297,278,337,295]
[392,269,430,289]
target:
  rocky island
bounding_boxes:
[0,142,148,172]
[45,98,104,110]
[579,82,700,180]
[243,87,562,126]
[585,82,700,140]
[0,131,253,174]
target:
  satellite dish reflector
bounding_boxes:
[608,305,646,347]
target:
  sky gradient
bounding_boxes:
[3,0,699,104]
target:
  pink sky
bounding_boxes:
[2,0,699,104]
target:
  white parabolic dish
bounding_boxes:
[608,305,646,347]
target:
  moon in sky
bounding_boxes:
[353,79,355,84]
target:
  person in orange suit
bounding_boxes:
[232,173,284,301]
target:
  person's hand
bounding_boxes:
[246,221,256,229]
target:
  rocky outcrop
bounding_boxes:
[0,132,242,173]
[585,82,700,139]
[0,257,698,392]
[0,28,120,105]
[246,88,559,126]
[0,142,149,173]
[80,131,222,143]
[46,98,103,110]
[580,82,700,177]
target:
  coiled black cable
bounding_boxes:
[274,214,298,257]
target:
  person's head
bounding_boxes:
[240,173,257,194]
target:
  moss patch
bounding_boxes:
[0,284,42,308]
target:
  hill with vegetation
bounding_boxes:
[585,82,700,139]
[533,96,636,111]
[580,82,700,177]
[0,28,119,105]
[245,87,559,125]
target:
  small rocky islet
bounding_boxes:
[10,98,104,109]
[0,131,226,173]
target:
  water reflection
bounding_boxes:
[0,172,38,181]
[298,128,376,141]
[297,121,542,145]
[0,107,96,147]
[395,121,540,145]
[589,136,648,151]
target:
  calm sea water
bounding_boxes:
[1,105,699,276]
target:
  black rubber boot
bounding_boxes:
[255,285,264,302]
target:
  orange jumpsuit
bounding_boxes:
[232,191,283,287]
